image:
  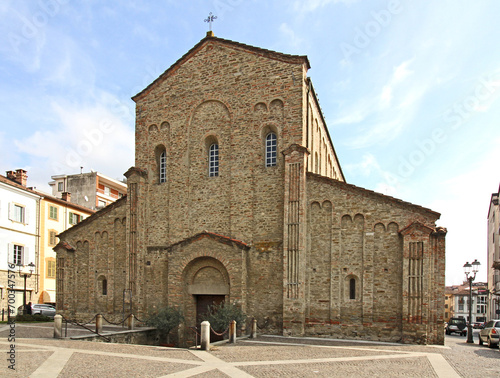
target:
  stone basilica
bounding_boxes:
[56,33,446,345]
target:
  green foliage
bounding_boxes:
[15,314,52,322]
[146,306,184,335]
[205,302,246,333]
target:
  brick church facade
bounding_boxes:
[55,33,447,345]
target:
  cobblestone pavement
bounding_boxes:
[0,323,498,377]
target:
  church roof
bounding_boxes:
[132,34,311,101]
[57,195,127,239]
[307,172,441,218]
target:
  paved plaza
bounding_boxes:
[0,323,498,377]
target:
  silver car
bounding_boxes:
[31,304,56,318]
[478,319,500,348]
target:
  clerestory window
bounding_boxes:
[265,132,277,167]
[159,150,167,183]
[209,143,219,177]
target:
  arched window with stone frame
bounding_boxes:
[205,135,219,177]
[265,132,277,167]
[155,145,167,184]
[345,275,359,300]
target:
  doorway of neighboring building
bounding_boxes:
[196,295,225,342]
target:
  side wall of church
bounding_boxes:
[305,89,342,181]
[55,200,127,322]
[304,173,445,344]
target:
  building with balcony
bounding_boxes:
[49,171,127,211]
[487,186,500,320]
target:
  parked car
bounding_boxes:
[445,318,467,336]
[478,319,500,348]
[17,303,56,318]
[473,322,485,329]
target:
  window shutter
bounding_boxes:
[69,212,73,224]
[7,243,12,264]
[8,203,14,221]
[25,207,29,225]
[23,246,29,266]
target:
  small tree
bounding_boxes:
[205,302,246,334]
[146,306,184,344]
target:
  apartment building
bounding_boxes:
[37,192,94,304]
[49,171,127,211]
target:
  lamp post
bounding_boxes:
[463,259,480,344]
[18,262,35,315]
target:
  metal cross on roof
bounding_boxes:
[204,12,217,31]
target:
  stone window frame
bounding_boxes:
[345,274,359,301]
[265,132,277,167]
[261,124,279,168]
[159,150,167,183]
[205,135,220,177]
[97,275,107,296]
[154,144,168,184]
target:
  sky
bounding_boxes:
[1,0,499,285]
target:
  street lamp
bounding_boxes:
[463,259,480,344]
[18,262,35,315]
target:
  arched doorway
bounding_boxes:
[182,257,230,342]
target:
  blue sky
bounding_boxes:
[1,0,499,285]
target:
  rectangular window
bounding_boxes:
[69,212,81,225]
[11,204,25,223]
[12,245,23,266]
[47,260,56,278]
[49,230,57,246]
[58,182,63,191]
[49,205,58,220]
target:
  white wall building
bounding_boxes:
[0,170,40,314]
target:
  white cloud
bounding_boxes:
[13,93,135,191]
[293,0,358,12]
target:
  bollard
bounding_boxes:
[251,318,257,339]
[127,314,134,330]
[96,314,103,334]
[229,320,237,343]
[54,314,62,338]
[200,321,210,350]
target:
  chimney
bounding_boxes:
[6,169,28,186]
[15,169,28,186]
[61,192,71,202]
[6,171,16,181]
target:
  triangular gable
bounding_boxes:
[132,35,310,102]
[399,221,435,236]
[163,231,250,252]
